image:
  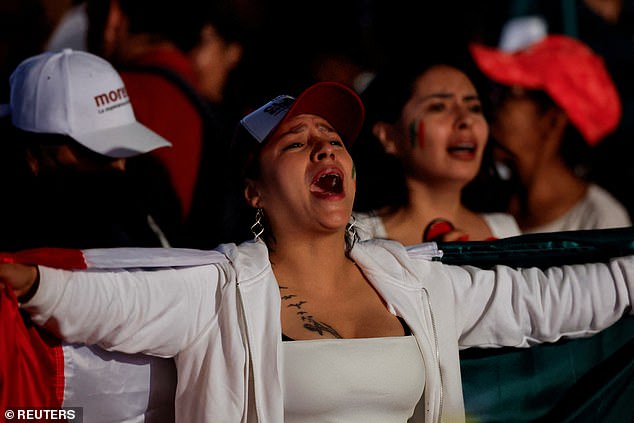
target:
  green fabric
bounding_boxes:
[461,317,633,422]
[436,227,634,269]
[437,228,634,422]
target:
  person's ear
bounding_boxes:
[225,42,244,69]
[373,122,399,155]
[244,179,263,209]
[549,108,569,137]
[541,107,569,142]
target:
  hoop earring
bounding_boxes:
[345,215,359,255]
[251,208,265,240]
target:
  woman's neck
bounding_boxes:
[381,177,473,244]
[510,158,588,230]
[408,178,465,218]
[270,230,407,340]
[268,232,354,294]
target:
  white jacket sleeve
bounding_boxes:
[21,264,226,357]
[447,255,634,348]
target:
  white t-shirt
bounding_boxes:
[524,184,632,233]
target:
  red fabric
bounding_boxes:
[132,48,198,87]
[0,248,87,269]
[0,248,85,410]
[469,35,621,145]
[0,287,63,409]
[121,48,204,220]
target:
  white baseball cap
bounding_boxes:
[5,48,171,158]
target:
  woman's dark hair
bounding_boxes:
[220,124,273,246]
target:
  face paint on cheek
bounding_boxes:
[352,162,357,188]
[408,120,426,149]
[408,121,417,147]
[417,120,425,149]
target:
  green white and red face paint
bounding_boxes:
[409,120,425,149]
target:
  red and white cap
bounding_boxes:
[240,81,364,147]
[6,49,171,157]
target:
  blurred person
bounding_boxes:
[497,0,634,218]
[1,81,634,423]
[0,48,177,422]
[0,48,174,251]
[352,56,520,244]
[188,2,245,109]
[85,0,226,245]
[181,1,254,249]
[470,34,631,233]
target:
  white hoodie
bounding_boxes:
[22,239,634,422]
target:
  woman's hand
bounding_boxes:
[0,263,39,299]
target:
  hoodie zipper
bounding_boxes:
[236,283,258,422]
[422,287,444,423]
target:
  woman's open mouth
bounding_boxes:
[447,141,477,159]
[310,169,344,198]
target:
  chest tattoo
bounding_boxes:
[279,285,342,339]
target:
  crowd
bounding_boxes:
[0,0,632,422]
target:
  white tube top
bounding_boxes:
[283,335,425,422]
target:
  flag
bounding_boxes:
[0,247,224,423]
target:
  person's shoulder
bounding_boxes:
[353,239,445,290]
[587,184,626,206]
[215,240,271,277]
[481,212,522,238]
[585,184,632,226]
